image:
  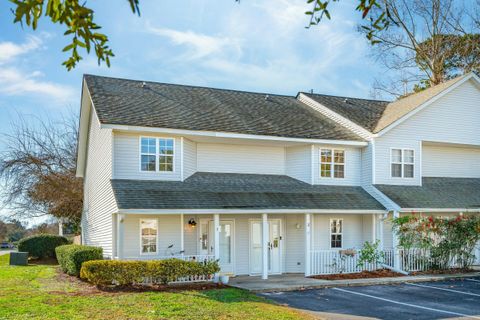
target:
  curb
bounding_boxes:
[245,272,480,293]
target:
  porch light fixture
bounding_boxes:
[188,218,197,228]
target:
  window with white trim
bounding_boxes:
[330,219,343,248]
[391,148,414,178]
[140,137,174,172]
[320,149,344,178]
[140,219,158,254]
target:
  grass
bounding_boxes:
[0,255,316,320]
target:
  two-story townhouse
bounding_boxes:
[76,73,480,279]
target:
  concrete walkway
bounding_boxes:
[229,272,480,292]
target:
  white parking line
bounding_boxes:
[466,278,480,283]
[333,287,480,319]
[406,282,480,297]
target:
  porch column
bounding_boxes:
[214,214,220,261]
[371,214,376,243]
[392,211,400,269]
[305,213,311,277]
[117,213,125,260]
[378,214,384,250]
[262,213,268,280]
[180,213,184,255]
[58,219,64,236]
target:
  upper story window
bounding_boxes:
[140,137,174,172]
[391,148,414,178]
[320,149,345,178]
[330,219,343,248]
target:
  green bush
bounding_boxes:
[56,245,103,276]
[80,259,220,286]
[17,234,69,259]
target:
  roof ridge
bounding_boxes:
[301,91,390,103]
[84,73,296,98]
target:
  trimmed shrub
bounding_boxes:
[56,245,103,276]
[17,234,69,259]
[80,259,221,286]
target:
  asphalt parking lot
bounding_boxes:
[261,277,480,320]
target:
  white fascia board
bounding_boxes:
[363,185,402,212]
[297,93,374,140]
[377,73,480,137]
[75,80,92,178]
[100,123,368,147]
[400,208,480,213]
[117,208,387,215]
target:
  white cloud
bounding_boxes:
[145,22,242,60]
[0,35,42,64]
[0,68,75,103]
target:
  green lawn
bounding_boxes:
[0,255,316,320]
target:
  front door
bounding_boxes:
[199,219,234,274]
[249,219,282,275]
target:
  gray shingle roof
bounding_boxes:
[111,172,385,210]
[84,75,363,141]
[302,93,389,132]
[375,177,480,209]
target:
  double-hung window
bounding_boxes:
[320,149,345,178]
[140,137,174,172]
[330,219,343,248]
[140,219,158,254]
[391,148,414,178]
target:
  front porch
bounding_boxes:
[113,211,387,279]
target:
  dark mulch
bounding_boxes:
[29,257,58,265]
[309,269,405,280]
[410,268,476,276]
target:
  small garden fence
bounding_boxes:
[309,248,477,276]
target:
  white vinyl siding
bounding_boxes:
[422,144,480,178]
[183,138,197,179]
[375,79,480,185]
[81,109,117,257]
[113,132,181,180]
[285,145,312,183]
[197,143,285,175]
[313,146,361,185]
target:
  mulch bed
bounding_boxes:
[410,268,476,276]
[309,269,405,280]
[29,257,59,265]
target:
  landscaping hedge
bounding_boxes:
[17,234,69,259]
[80,259,220,286]
[56,245,103,276]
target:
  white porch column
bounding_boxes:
[180,213,184,255]
[305,213,311,277]
[262,213,269,280]
[378,214,384,250]
[117,213,125,260]
[392,211,400,269]
[371,214,376,243]
[58,219,64,236]
[214,214,220,261]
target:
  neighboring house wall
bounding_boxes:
[183,138,197,179]
[82,109,117,257]
[285,145,312,183]
[422,144,480,178]
[196,143,286,175]
[312,146,362,186]
[113,132,182,180]
[374,79,480,185]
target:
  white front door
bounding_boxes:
[249,219,282,275]
[199,219,234,274]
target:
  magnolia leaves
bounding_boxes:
[10,0,140,70]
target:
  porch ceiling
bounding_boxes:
[111,172,385,211]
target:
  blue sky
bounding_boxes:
[0,0,384,223]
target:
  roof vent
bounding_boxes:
[265,94,270,101]
[141,81,147,88]
[344,98,349,103]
